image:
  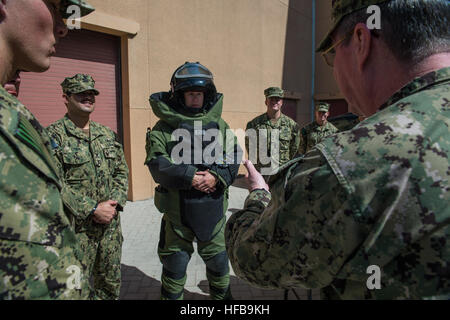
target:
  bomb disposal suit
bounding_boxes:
[145,62,241,300]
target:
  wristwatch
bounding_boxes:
[90,203,98,216]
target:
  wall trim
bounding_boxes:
[80,11,140,36]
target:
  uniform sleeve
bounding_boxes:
[245,120,262,171]
[245,121,252,157]
[145,126,197,190]
[298,127,307,155]
[109,138,129,211]
[225,149,354,290]
[290,122,301,159]
[331,123,339,134]
[209,122,242,189]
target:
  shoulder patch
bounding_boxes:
[50,138,59,149]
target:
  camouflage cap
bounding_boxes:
[61,74,100,95]
[264,87,284,98]
[316,0,390,52]
[60,0,95,19]
[316,102,330,112]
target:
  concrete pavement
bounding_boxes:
[119,177,320,300]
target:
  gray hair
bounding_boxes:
[336,0,450,64]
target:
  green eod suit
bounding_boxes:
[145,91,241,300]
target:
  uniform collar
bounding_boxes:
[379,67,450,110]
[317,122,326,131]
[149,92,224,128]
[264,112,284,125]
[311,121,324,129]
[63,114,103,141]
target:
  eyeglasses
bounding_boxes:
[321,30,354,67]
[322,29,380,67]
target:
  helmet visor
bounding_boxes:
[175,64,213,80]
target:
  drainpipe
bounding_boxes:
[311,0,316,122]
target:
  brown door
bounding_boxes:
[323,99,348,117]
[282,98,298,122]
[19,29,122,137]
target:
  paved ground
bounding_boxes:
[119,177,320,300]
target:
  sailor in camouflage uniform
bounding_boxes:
[46,74,129,300]
[0,0,95,300]
[226,0,450,299]
[298,102,338,155]
[245,87,300,175]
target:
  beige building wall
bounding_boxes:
[82,0,313,201]
[282,1,313,127]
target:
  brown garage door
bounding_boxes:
[282,98,298,122]
[20,29,122,136]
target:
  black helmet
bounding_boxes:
[170,62,217,111]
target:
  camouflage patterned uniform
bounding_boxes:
[298,103,339,155]
[47,75,129,300]
[60,0,95,18]
[226,67,450,299]
[245,88,300,174]
[299,122,338,155]
[0,0,96,300]
[0,87,90,299]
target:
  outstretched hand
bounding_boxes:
[244,160,269,192]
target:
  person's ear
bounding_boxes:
[352,23,373,72]
[0,0,8,22]
[62,94,70,105]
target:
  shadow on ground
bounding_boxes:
[119,264,206,300]
[197,276,309,300]
[121,264,312,300]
